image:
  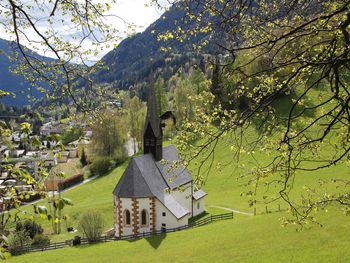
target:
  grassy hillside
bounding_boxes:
[6,129,350,262]
[7,210,350,262]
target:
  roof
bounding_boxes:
[193,189,207,200]
[144,84,162,138]
[114,158,159,198]
[156,145,192,189]
[113,145,193,219]
[163,194,189,219]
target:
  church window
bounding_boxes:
[197,202,200,209]
[124,209,131,226]
[141,210,148,226]
[162,212,166,217]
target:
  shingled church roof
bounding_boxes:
[113,145,192,219]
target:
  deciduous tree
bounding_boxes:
[155,0,350,224]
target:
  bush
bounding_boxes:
[83,169,92,178]
[57,174,84,191]
[89,157,113,176]
[7,230,31,254]
[18,193,41,203]
[72,236,81,246]
[80,148,88,166]
[15,220,43,239]
[61,127,84,145]
[78,210,105,242]
[31,234,50,247]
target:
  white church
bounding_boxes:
[112,86,207,237]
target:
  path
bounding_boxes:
[209,205,254,216]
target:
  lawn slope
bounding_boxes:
[7,132,350,262]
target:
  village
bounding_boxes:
[0,116,92,212]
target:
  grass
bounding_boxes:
[6,130,350,262]
[12,160,128,242]
[49,158,82,178]
[6,210,350,262]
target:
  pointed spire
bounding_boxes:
[143,71,163,161]
[144,75,161,138]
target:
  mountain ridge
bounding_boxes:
[93,4,220,93]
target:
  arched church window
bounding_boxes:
[141,209,148,226]
[124,209,131,226]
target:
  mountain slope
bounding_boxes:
[94,4,220,91]
[0,39,55,107]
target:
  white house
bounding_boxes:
[112,85,207,237]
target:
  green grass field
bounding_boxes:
[6,132,350,262]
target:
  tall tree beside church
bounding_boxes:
[90,110,127,160]
[124,96,146,153]
[154,77,169,115]
[156,0,350,223]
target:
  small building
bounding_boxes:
[66,147,78,158]
[55,151,69,163]
[113,85,207,237]
[8,149,25,158]
[0,146,7,162]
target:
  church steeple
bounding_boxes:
[143,78,163,161]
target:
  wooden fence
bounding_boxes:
[11,212,233,254]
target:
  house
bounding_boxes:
[55,151,69,163]
[66,146,78,158]
[0,146,7,161]
[40,122,62,136]
[113,86,207,237]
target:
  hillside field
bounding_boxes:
[6,133,350,262]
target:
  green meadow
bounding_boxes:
[6,130,350,262]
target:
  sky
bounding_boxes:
[0,0,169,64]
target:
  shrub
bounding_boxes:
[15,220,43,239]
[72,236,81,246]
[89,157,113,176]
[31,234,50,247]
[18,193,41,203]
[7,230,31,254]
[80,148,88,166]
[78,210,105,242]
[83,169,92,178]
[57,174,84,191]
[61,127,84,145]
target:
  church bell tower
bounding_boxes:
[143,81,163,161]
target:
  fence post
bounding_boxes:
[278,204,281,212]
[254,208,256,216]
[265,206,268,214]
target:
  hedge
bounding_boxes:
[57,174,84,191]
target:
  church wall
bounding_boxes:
[155,199,189,230]
[138,198,152,234]
[116,198,133,236]
[114,196,119,236]
[115,197,154,237]
[193,197,206,217]
[170,182,193,217]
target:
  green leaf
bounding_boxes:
[36,205,48,215]
[61,197,73,206]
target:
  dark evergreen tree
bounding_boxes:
[80,148,88,167]
[210,62,223,106]
[199,57,206,73]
